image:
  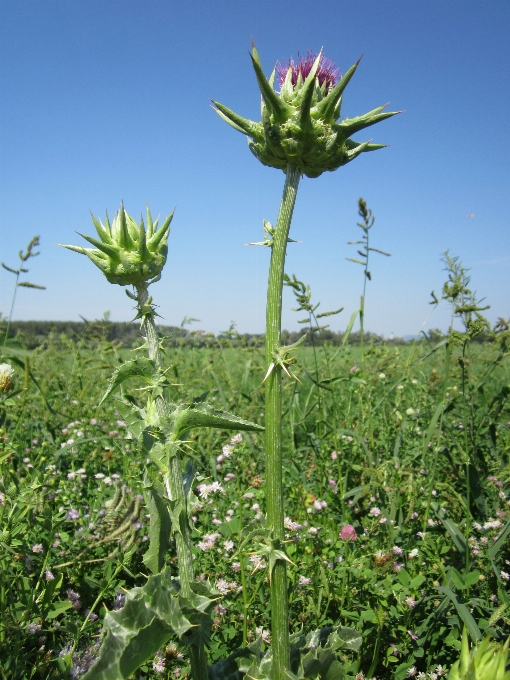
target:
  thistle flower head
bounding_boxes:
[213,44,400,178]
[276,52,340,94]
[60,204,173,287]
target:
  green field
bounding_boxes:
[1,324,509,679]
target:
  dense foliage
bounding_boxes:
[1,316,509,679]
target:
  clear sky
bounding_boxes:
[1,1,509,337]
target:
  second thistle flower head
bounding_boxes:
[213,45,400,178]
[60,205,173,287]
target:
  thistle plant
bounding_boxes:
[214,45,399,678]
[61,205,263,680]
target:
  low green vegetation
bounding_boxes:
[1,308,509,679]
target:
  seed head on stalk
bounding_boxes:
[60,204,173,286]
[212,44,400,178]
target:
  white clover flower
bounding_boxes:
[0,363,15,392]
[215,578,230,594]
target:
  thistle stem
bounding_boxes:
[136,284,208,680]
[265,164,301,677]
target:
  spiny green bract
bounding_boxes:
[213,46,400,178]
[60,205,173,286]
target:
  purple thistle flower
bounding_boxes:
[276,52,340,93]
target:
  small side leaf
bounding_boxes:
[100,358,158,404]
[173,402,263,439]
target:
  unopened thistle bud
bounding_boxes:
[0,363,15,393]
[60,205,173,286]
[213,46,400,178]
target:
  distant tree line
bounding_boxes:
[1,318,402,350]
[0,319,493,351]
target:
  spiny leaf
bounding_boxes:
[172,402,263,439]
[100,358,158,404]
[82,567,213,680]
[142,474,172,575]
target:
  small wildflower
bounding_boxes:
[230,433,243,445]
[152,651,166,674]
[215,579,230,595]
[284,517,302,531]
[406,668,417,678]
[32,544,43,554]
[339,524,358,541]
[255,627,271,645]
[45,570,55,580]
[392,546,404,555]
[0,363,15,392]
[369,507,381,517]
[66,509,80,520]
[500,571,510,581]
[298,575,312,586]
[408,548,419,559]
[405,596,417,607]
[27,623,42,634]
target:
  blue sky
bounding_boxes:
[1,1,509,337]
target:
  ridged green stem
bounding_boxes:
[136,285,208,680]
[265,165,301,678]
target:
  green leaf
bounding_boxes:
[172,402,263,439]
[46,600,72,619]
[410,575,426,589]
[435,586,482,642]
[83,568,215,680]
[142,473,172,575]
[100,358,158,404]
[463,571,481,588]
[432,503,467,556]
[489,518,510,560]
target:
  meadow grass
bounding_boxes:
[1,320,509,679]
